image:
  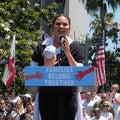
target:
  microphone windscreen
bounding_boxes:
[43,45,56,59]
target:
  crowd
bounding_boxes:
[0,11,119,120]
[0,84,120,120]
[0,88,34,120]
[81,84,120,120]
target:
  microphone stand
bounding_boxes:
[57,48,63,66]
[58,36,65,66]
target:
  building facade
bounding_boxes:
[33,0,88,42]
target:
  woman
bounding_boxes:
[101,101,113,120]
[23,94,34,111]
[20,103,34,120]
[31,14,84,120]
[11,100,24,120]
[8,88,21,105]
[109,84,120,120]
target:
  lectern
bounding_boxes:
[24,66,96,120]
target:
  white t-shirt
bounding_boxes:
[82,100,95,116]
[109,92,120,120]
[8,96,21,105]
[11,109,25,120]
[83,114,91,120]
[91,95,101,104]
[101,111,113,120]
[91,116,106,120]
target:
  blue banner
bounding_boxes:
[24,66,96,86]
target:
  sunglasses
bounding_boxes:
[111,87,116,89]
[0,102,5,105]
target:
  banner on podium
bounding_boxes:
[24,66,96,87]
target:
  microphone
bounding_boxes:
[60,36,65,51]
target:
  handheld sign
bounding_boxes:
[24,66,96,87]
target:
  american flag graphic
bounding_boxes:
[95,30,106,88]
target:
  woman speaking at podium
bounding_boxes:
[31,14,84,120]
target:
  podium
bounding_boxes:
[24,66,96,92]
[24,66,96,120]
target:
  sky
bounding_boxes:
[88,6,120,52]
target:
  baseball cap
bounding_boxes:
[103,101,109,106]
[43,45,56,59]
[24,94,31,98]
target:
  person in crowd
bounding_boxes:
[8,88,21,105]
[30,13,84,120]
[0,99,11,120]
[11,100,24,120]
[91,91,101,104]
[5,113,13,120]
[23,94,34,111]
[91,107,106,120]
[82,92,95,117]
[109,84,120,120]
[1,92,9,103]
[0,112,3,120]
[101,101,113,120]
[1,92,12,111]
[93,92,114,117]
[82,106,91,120]
[20,103,34,120]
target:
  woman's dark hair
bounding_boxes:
[9,88,18,96]
[52,14,71,26]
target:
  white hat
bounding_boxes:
[43,45,56,59]
[24,94,31,98]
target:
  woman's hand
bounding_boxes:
[63,38,78,66]
[63,38,71,57]
[43,55,58,66]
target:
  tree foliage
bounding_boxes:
[0,0,58,93]
[83,0,120,91]
[83,0,120,14]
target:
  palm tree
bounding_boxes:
[82,0,120,91]
[82,0,120,59]
[88,12,119,61]
[90,13,118,39]
[82,0,120,29]
[83,0,120,14]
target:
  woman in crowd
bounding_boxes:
[20,103,34,120]
[93,92,114,117]
[11,100,24,120]
[22,94,34,111]
[8,88,21,105]
[109,84,120,120]
[101,101,113,120]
